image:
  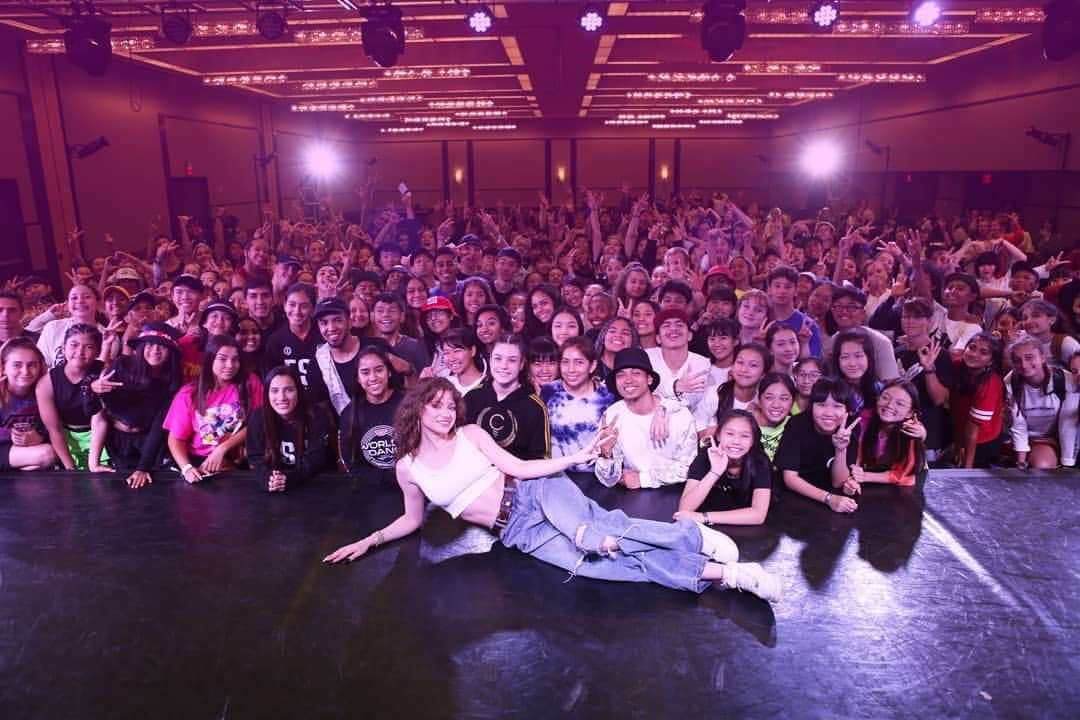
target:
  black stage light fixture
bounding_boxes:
[64,11,112,76]
[810,1,840,32]
[161,6,193,45]
[700,0,747,63]
[257,4,288,41]
[362,4,406,68]
[1043,0,1080,61]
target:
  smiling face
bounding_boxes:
[716,415,755,461]
[811,394,848,434]
[900,311,931,340]
[769,328,800,369]
[68,284,98,320]
[203,310,234,337]
[285,292,313,329]
[559,346,595,392]
[706,331,736,364]
[424,309,452,335]
[268,373,299,418]
[962,338,995,372]
[737,298,767,331]
[442,343,476,377]
[3,348,43,396]
[317,313,349,348]
[731,348,766,389]
[876,384,914,425]
[614,367,651,402]
[759,381,794,425]
[211,345,240,384]
[530,357,559,385]
[373,301,402,337]
[462,284,487,316]
[357,352,391,402]
[1020,306,1053,338]
[489,341,524,389]
[551,311,580,347]
[475,310,503,348]
[142,341,169,368]
[604,319,634,354]
[421,390,458,436]
[794,361,823,397]
[236,320,260,353]
[530,292,556,323]
[837,340,869,381]
[1010,342,1046,384]
[63,332,98,369]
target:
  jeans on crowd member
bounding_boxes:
[499,474,711,593]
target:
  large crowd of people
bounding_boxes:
[2,184,1078,602]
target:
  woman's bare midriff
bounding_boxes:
[457,473,506,530]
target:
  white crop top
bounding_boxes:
[402,430,501,518]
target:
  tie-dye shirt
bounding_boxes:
[540,380,615,472]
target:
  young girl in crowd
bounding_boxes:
[702,318,739,386]
[247,366,332,492]
[752,372,797,462]
[1004,334,1078,469]
[525,284,560,339]
[464,333,549,460]
[474,304,510,357]
[765,323,801,377]
[37,324,105,471]
[528,337,560,387]
[950,332,1005,469]
[792,357,825,414]
[35,283,103,366]
[843,380,928,494]
[632,300,659,349]
[701,343,772,437]
[164,334,263,483]
[594,317,637,381]
[614,262,652,312]
[541,336,615,473]
[832,329,880,413]
[178,300,238,383]
[894,298,952,461]
[676,409,773,526]
[325,378,781,603]
[550,308,584,348]
[339,346,404,485]
[0,338,55,471]
[457,276,496,326]
[90,322,183,488]
[736,289,770,346]
[235,316,263,379]
[401,276,426,337]
[774,378,861,513]
[439,328,487,395]
[506,291,528,334]
[420,296,459,373]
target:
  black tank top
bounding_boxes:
[49,360,103,429]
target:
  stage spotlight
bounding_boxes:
[257,8,288,41]
[700,0,747,63]
[362,4,406,68]
[305,145,340,180]
[1043,0,1080,61]
[911,1,943,28]
[64,12,111,76]
[161,9,193,45]
[810,1,839,32]
[802,140,841,177]
[467,5,494,34]
[579,5,605,32]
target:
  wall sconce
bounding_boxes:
[660,164,670,181]
[556,165,567,183]
[454,167,464,184]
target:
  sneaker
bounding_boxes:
[695,523,739,564]
[721,562,782,603]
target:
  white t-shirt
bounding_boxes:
[594,399,698,488]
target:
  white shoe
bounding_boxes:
[721,562,782,603]
[696,523,739,564]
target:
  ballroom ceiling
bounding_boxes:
[0,1,1049,131]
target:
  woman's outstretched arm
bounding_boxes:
[323,461,427,563]
[462,424,603,480]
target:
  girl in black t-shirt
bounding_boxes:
[247,365,332,492]
[675,409,772,526]
[37,323,104,470]
[339,346,404,485]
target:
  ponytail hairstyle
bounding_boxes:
[59,323,102,366]
[341,345,404,465]
[714,342,773,420]
[492,332,532,387]
[713,409,772,508]
[260,365,310,470]
[195,334,250,415]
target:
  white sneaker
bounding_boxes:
[721,562,782,603]
[695,523,739,564]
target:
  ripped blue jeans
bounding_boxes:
[499,474,711,593]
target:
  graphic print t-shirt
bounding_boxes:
[163,376,264,457]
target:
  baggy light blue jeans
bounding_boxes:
[499,474,711,593]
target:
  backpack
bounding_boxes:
[1010,366,1066,417]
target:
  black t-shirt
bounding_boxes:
[263,324,328,403]
[334,354,359,400]
[340,391,402,485]
[464,381,549,460]
[255,308,286,348]
[896,342,953,451]
[687,446,771,509]
[773,412,859,490]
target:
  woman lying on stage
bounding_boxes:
[324,377,781,602]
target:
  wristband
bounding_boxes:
[701,512,714,527]
[180,463,194,476]
[823,492,832,508]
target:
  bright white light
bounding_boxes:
[812,2,839,28]
[802,140,842,177]
[468,9,493,33]
[912,1,942,28]
[305,145,340,179]
[580,10,604,32]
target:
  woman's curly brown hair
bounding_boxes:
[394,377,465,460]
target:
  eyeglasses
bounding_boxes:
[832,304,862,313]
[796,371,823,381]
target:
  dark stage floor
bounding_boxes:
[1,467,1077,719]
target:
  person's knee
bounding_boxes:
[574,524,612,554]
[1030,446,1058,468]
[35,445,57,468]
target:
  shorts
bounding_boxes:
[64,428,108,471]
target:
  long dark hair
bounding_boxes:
[714,342,773,420]
[524,283,560,339]
[832,328,879,409]
[341,346,403,464]
[858,379,925,478]
[713,408,772,507]
[954,332,1003,396]
[394,377,465,460]
[195,334,250,415]
[260,365,312,470]
[111,340,181,395]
